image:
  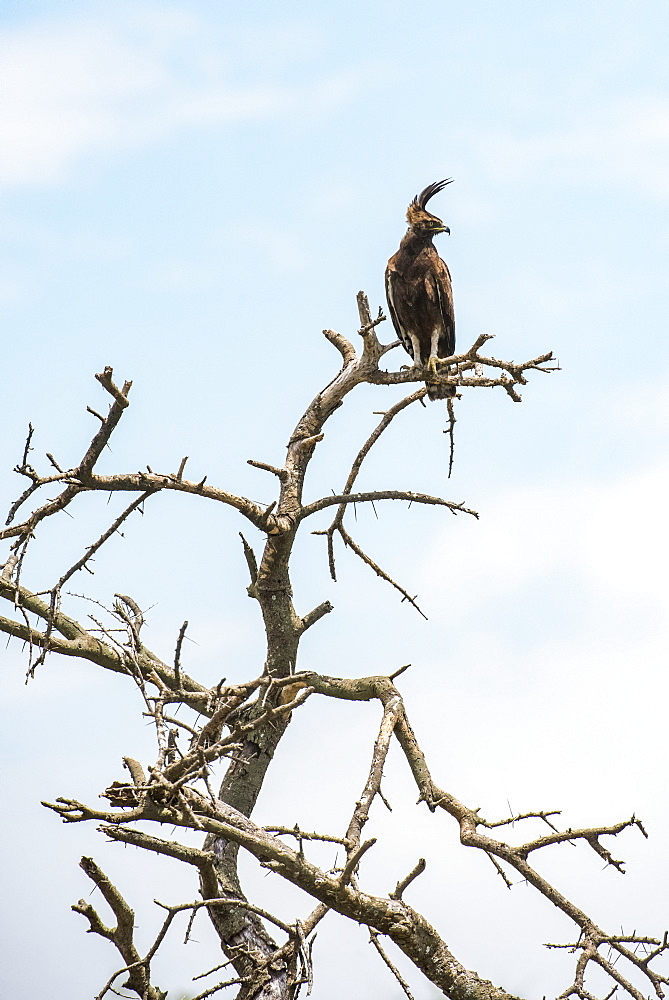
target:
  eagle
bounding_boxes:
[385,179,456,400]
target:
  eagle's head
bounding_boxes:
[406,178,452,235]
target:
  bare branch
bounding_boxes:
[298,600,333,634]
[486,852,514,889]
[301,489,478,521]
[94,366,132,407]
[445,395,456,478]
[323,328,357,367]
[19,422,35,469]
[156,896,294,936]
[338,838,377,885]
[176,455,188,481]
[369,929,416,1000]
[61,471,269,528]
[366,335,559,401]
[46,451,63,474]
[316,386,427,579]
[239,532,259,598]
[390,858,426,901]
[357,291,389,364]
[345,695,403,854]
[114,593,145,634]
[73,856,167,1000]
[339,525,428,619]
[173,620,188,691]
[247,458,289,482]
[123,758,147,787]
[482,809,562,832]
[264,827,350,848]
[515,816,642,867]
[57,490,154,592]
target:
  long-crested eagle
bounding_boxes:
[385,179,456,400]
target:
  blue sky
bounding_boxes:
[1,3,668,999]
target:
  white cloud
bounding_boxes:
[409,422,669,832]
[0,10,371,189]
[0,16,168,185]
[423,439,669,630]
[0,271,25,305]
[475,98,669,197]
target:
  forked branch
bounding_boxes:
[73,856,167,1000]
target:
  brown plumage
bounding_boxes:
[385,179,455,400]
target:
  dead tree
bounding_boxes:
[2,294,666,1000]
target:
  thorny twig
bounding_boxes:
[369,929,416,1000]
[445,395,457,478]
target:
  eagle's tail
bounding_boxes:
[426,380,456,401]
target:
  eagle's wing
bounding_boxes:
[385,263,415,360]
[424,256,455,359]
